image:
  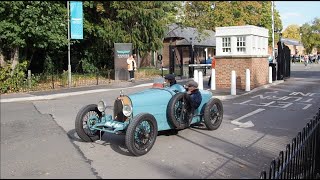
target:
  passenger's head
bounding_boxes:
[164,74,176,86]
[184,80,198,91]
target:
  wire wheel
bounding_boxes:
[125,113,158,156]
[75,104,104,142]
[203,98,224,130]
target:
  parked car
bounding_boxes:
[75,77,224,156]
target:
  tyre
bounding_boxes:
[167,93,192,129]
[125,113,158,156]
[203,98,223,130]
[75,104,104,142]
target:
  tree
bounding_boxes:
[300,17,320,54]
[0,1,68,72]
[180,1,282,45]
[282,24,301,41]
[78,1,174,69]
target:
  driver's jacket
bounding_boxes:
[185,89,202,110]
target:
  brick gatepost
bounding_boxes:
[215,56,269,90]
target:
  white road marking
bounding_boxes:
[231,108,265,128]
[234,100,252,105]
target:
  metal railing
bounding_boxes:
[260,108,320,179]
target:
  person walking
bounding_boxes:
[304,54,308,66]
[127,54,137,82]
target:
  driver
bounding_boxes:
[183,80,202,122]
[164,74,177,87]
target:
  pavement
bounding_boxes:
[0,77,285,103]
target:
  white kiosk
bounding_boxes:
[214,25,269,90]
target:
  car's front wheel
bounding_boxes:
[75,104,104,142]
[125,113,158,156]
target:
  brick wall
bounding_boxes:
[215,57,269,90]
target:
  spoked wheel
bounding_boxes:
[75,104,104,142]
[125,113,158,156]
[203,98,224,130]
[167,93,192,129]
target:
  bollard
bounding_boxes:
[28,70,31,89]
[198,71,203,90]
[231,70,236,95]
[269,66,272,84]
[245,69,250,92]
[211,69,216,90]
[194,69,199,83]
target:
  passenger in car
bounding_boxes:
[183,80,202,123]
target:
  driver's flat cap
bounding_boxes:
[164,74,175,80]
[186,80,198,88]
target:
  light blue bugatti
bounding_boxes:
[75,77,223,156]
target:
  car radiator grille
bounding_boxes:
[113,99,126,122]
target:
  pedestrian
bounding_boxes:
[208,55,216,87]
[127,54,137,82]
[183,80,202,125]
[304,55,308,66]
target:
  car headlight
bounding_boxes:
[97,100,106,112]
[123,104,132,117]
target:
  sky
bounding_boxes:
[275,1,320,31]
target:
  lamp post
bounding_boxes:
[67,1,71,88]
[271,1,275,63]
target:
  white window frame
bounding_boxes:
[237,36,246,53]
[222,37,231,53]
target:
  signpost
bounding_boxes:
[114,43,133,80]
[67,1,83,87]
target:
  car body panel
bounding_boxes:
[128,85,212,131]
[129,88,174,130]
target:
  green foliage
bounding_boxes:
[300,18,320,54]
[0,1,68,74]
[0,60,28,93]
[60,70,68,87]
[282,25,301,41]
[43,54,54,75]
[181,1,282,45]
[80,57,98,74]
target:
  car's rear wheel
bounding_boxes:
[167,93,192,129]
[203,98,223,130]
[75,104,104,142]
[125,113,158,156]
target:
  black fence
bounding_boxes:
[260,108,320,179]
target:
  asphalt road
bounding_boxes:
[1,63,319,179]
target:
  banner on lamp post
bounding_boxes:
[70,1,83,39]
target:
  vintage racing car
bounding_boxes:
[75,77,223,156]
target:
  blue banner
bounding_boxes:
[70,1,83,39]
